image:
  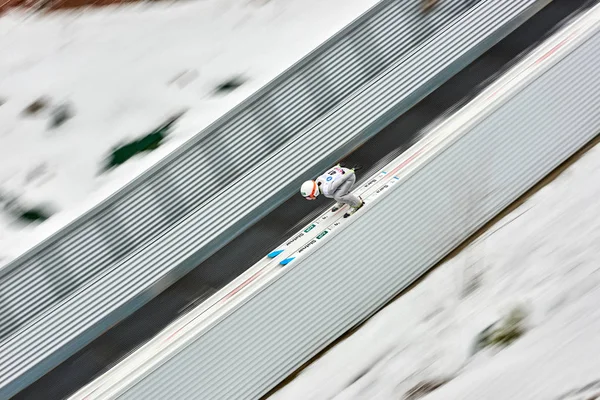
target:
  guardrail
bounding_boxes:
[0,1,549,398]
[69,4,600,399]
[0,0,479,343]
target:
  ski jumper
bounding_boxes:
[316,166,361,208]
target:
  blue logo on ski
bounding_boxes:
[267,249,285,258]
[280,257,295,266]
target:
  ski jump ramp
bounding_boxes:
[69,3,600,400]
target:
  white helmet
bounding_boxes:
[300,180,320,200]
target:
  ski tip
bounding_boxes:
[267,249,285,258]
[280,257,295,266]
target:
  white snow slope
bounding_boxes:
[270,142,600,399]
[0,0,377,266]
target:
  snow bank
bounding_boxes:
[0,0,377,265]
[270,141,600,400]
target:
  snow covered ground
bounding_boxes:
[0,0,377,266]
[270,141,600,400]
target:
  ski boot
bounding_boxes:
[331,202,344,212]
[343,197,364,218]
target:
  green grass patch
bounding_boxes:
[18,207,51,222]
[404,378,451,400]
[214,76,245,94]
[473,305,528,354]
[488,306,527,346]
[104,112,184,171]
[0,192,53,223]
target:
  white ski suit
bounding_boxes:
[316,166,362,208]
